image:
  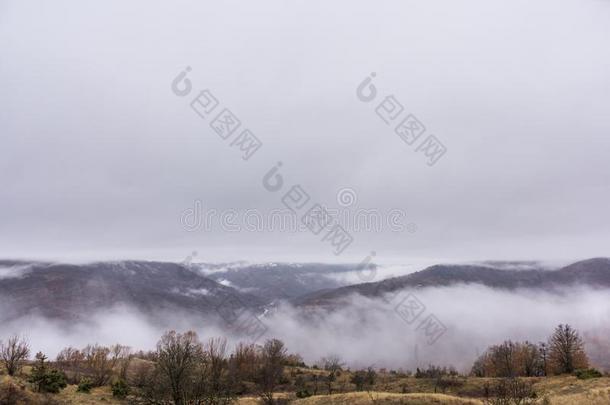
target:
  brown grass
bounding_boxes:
[532,376,610,405]
[291,392,482,405]
[4,368,610,404]
[56,384,124,405]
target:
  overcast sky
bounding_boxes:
[0,0,609,264]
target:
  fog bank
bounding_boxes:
[2,285,609,372]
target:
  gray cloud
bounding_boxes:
[0,0,609,263]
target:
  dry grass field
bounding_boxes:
[4,370,610,404]
[289,392,483,404]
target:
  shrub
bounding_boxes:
[350,371,366,391]
[111,379,130,398]
[483,378,538,405]
[350,368,376,391]
[31,368,67,394]
[435,376,465,393]
[575,368,603,379]
[416,364,458,379]
[295,389,312,398]
[28,352,67,394]
[0,380,31,405]
[77,378,93,393]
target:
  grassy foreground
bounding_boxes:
[3,373,610,404]
[289,392,482,404]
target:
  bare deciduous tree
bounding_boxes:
[80,344,130,386]
[228,342,257,395]
[322,355,344,374]
[255,339,287,404]
[0,335,30,376]
[473,341,544,378]
[520,341,542,377]
[548,324,588,374]
[156,330,202,405]
[321,355,344,395]
[495,341,517,378]
[194,337,235,405]
[111,344,132,380]
[56,346,85,383]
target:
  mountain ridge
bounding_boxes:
[293,257,610,307]
[1,257,608,323]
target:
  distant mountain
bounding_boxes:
[0,260,364,324]
[200,262,361,302]
[0,261,264,323]
[1,258,608,324]
[294,258,610,307]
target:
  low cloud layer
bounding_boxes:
[3,285,609,372]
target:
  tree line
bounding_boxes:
[472,324,589,377]
[0,323,603,405]
[1,330,295,404]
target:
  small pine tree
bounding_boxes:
[575,368,603,380]
[28,352,67,394]
[77,378,93,393]
[111,379,129,398]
